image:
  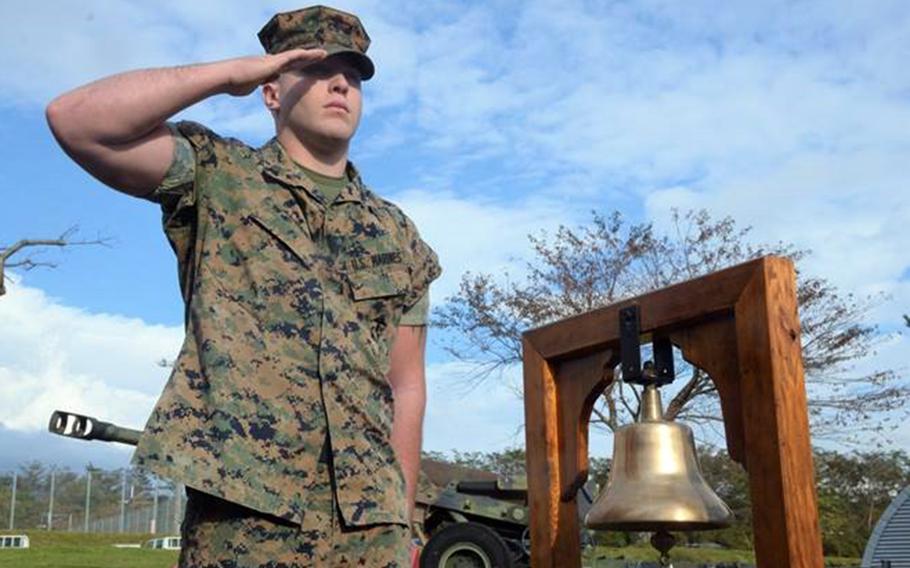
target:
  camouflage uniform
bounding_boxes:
[180,469,409,567]
[131,7,441,566]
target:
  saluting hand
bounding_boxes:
[224,48,328,96]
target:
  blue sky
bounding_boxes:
[1,0,909,472]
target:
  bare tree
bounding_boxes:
[1,227,109,296]
[434,209,908,444]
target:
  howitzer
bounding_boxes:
[49,410,142,446]
[48,409,594,567]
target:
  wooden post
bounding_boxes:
[734,258,823,567]
[522,337,563,567]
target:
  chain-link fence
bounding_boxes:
[1,465,183,534]
[4,466,904,565]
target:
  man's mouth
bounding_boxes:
[325,101,349,112]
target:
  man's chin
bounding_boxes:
[320,128,355,143]
[293,126,355,151]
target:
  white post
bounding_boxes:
[47,468,56,531]
[83,469,92,532]
[172,483,183,533]
[150,479,159,534]
[8,472,16,530]
[119,470,127,533]
[163,487,171,532]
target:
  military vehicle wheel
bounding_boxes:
[420,522,514,568]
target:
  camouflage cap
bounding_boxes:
[258,5,375,80]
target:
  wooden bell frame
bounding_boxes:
[522,256,824,568]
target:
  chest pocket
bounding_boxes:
[345,264,411,335]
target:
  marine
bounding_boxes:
[46,6,440,566]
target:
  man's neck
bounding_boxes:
[277,130,349,178]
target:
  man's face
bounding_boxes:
[269,54,364,148]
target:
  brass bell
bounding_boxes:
[585,384,733,532]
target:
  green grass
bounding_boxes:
[0,531,179,568]
[2,531,863,568]
[582,544,861,567]
[585,544,755,563]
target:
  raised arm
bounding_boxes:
[45,49,326,197]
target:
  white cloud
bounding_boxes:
[1,2,183,105]
[644,147,910,294]
[0,275,544,456]
[0,276,183,432]
[11,1,908,200]
[3,0,908,457]
[423,361,527,453]
[423,359,620,458]
[388,189,575,302]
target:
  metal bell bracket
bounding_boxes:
[562,305,678,504]
[619,305,675,387]
[620,305,684,568]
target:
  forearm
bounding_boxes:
[46,62,232,147]
[390,382,426,520]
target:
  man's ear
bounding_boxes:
[262,78,281,113]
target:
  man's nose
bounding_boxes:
[330,73,350,94]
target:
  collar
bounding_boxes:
[257,137,367,205]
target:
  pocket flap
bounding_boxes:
[348,266,410,300]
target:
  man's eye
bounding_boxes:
[302,64,360,84]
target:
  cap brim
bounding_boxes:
[324,45,375,81]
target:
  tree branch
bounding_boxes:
[665,368,706,420]
[1,228,111,296]
[435,208,908,444]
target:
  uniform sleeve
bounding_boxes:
[139,121,222,303]
[140,122,196,208]
[399,290,429,326]
[400,213,442,313]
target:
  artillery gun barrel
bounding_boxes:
[48,410,141,446]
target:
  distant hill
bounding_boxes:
[0,426,132,472]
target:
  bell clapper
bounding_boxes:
[650,530,676,567]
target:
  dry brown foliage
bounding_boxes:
[433,209,907,444]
